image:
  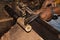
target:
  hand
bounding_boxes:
[40,8,52,21]
[54,7,60,15]
[34,8,52,21]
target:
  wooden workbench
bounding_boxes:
[0,3,43,40]
[0,3,60,40]
[0,23,43,40]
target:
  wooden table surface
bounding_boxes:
[0,23,43,40]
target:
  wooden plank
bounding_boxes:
[30,20,60,40]
[0,24,43,40]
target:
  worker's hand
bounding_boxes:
[40,8,52,21]
[34,8,52,21]
[34,7,60,21]
[54,7,60,15]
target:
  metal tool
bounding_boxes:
[4,5,32,32]
[18,3,40,25]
